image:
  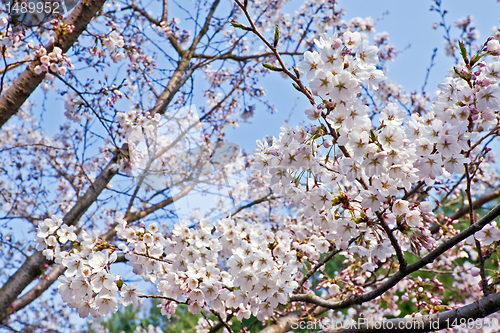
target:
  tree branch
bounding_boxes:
[377,211,406,269]
[161,0,168,22]
[150,0,221,116]
[0,0,109,129]
[290,202,500,310]
[230,193,276,217]
[0,144,127,322]
[295,248,342,293]
[128,3,184,55]
[430,187,500,234]
[193,51,301,61]
[234,0,316,105]
[1,265,66,320]
[327,291,500,332]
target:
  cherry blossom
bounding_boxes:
[2,1,500,332]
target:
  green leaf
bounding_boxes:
[470,55,479,66]
[469,54,485,68]
[262,63,282,71]
[230,19,250,31]
[273,24,279,48]
[458,40,469,65]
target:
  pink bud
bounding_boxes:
[367,143,378,154]
[487,39,500,55]
[332,39,342,49]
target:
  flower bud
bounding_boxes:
[487,39,500,55]
[332,39,342,49]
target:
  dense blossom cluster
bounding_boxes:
[35,216,145,318]
[119,217,300,321]
[254,31,500,268]
[36,215,300,321]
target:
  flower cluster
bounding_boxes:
[33,46,73,76]
[50,17,76,36]
[34,215,76,260]
[36,213,301,321]
[116,110,161,143]
[35,216,145,318]
[0,21,24,57]
[347,17,375,33]
[115,217,300,321]
[157,21,173,38]
[104,31,126,63]
[63,91,93,122]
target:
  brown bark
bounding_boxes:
[3,265,66,320]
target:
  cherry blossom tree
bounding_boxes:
[1,0,500,332]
